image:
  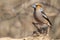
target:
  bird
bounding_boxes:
[32,3,52,34]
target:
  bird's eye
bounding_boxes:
[36,5,38,7]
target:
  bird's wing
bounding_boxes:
[41,11,52,26]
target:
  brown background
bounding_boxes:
[0,0,60,39]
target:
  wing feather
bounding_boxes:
[41,11,52,26]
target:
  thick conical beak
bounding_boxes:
[32,4,36,8]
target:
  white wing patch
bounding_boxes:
[42,13,48,18]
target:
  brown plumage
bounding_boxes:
[32,3,52,34]
[33,3,52,26]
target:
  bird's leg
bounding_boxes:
[47,27,50,36]
[32,22,40,36]
[32,22,41,34]
[32,22,45,34]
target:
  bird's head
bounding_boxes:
[32,3,43,12]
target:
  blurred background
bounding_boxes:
[0,0,60,40]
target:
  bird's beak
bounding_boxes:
[32,4,36,8]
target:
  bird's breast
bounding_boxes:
[33,11,43,23]
[33,11,48,24]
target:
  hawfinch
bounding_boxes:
[32,3,52,34]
